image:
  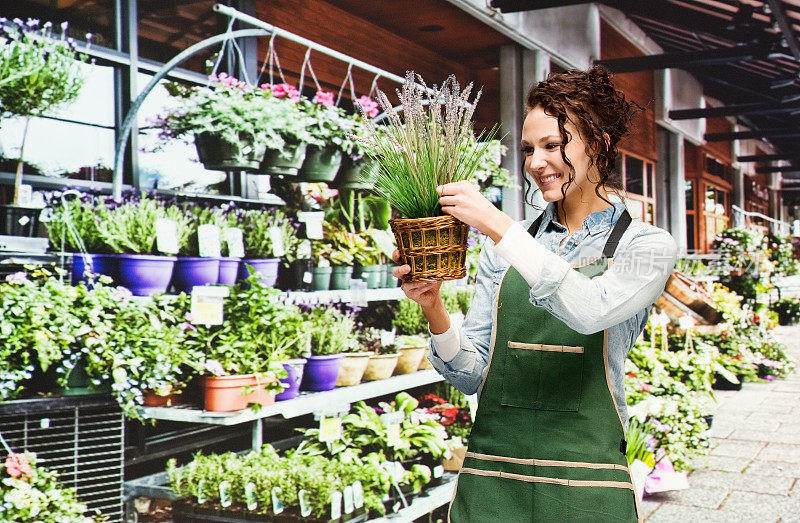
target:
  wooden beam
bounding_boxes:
[767,0,800,62]
[669,102,800,120]
[757,165,800,173]
[488,0,594,12]
[738,153,800,162]
[595,44,769,74]
[705,128,800,141]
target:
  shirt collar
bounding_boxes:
[540,201,627,236]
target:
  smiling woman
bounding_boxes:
[392,65,677,522]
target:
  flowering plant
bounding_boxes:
[234,208,296,259]
[1,452,93,522]
[764,233,800,276]
[304,305,358,356]
[43,191,111,254]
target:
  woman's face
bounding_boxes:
[521,105,598,203]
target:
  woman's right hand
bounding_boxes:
[392,249,442,311]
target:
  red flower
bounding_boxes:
[5,453,32,480]
[626,372,637,378]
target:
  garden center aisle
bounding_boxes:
[643,325,800,522]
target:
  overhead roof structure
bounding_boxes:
[490,0,800,199]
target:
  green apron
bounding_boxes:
[449,211,641,523]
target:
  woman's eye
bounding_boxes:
[521,146,534,156]
[545,143,561,150]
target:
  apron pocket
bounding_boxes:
[501,342,584,411]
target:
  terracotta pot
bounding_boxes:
[394,346,428,375]
[335,352,372,387]
[203,374,274,412]
[362,353,400,381]
[142,390,182,407]
[417,347,434,370]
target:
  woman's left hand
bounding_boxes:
[437,181,514,242]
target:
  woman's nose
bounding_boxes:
[527,151,547,172]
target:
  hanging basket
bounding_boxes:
[194,132,266,172]
[389,214,468,283]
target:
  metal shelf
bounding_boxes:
[371,474,457,522]
[286,287,406,303]
[140,370,442,426]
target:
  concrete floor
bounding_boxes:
[642,326,800,522]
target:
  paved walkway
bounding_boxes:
[643,325,800,522]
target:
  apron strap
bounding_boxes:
[526,207,632,259]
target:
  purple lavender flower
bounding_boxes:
[5,272,28,284]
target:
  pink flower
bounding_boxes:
[5,272,27,284]
[641,383,654,392]
[355,95,379,118]
[179,322,197,332]
[5,454,32,480]
[765,375,774,381]
[268,83,300,101]
[313,90,335,107]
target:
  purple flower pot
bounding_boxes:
[116,254,177,296]
[218,257,241,286]
[71,253,118,284]
[238,258,280,287]
[171,257,221,293]
[275,358,307,401]
[300,354,343,392]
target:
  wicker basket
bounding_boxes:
[389,214,468,283]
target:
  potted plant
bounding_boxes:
[217,206,243,285]
[236,208,287,286]
[154,74,288,172]
[393,335,429,375]
[300,306,356,391]
[170,205,228,292]
[311,239,333,291]
[360,72,492,282]
[771,297,800,326]
[0,19,88,236]
[362,331,400,381]
[297,90,348,182]
[96,193,192,296]
[324,222,361,290]
[274,215,312,291]
[335,96,381,190]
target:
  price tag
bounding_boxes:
[198,224,221,258]
[380,330,396,347]
[190,286,230,325]
[155,218,179,254]
[433,465,444,478]
[386,423,402,446]
[350,278,367,307]
[319,416,342,442]
[196,479,206,504]
[343,485,354,514]
[17,184,32,206]
[226,227,245,258]
[297,240,312,259]
[299,490,312,517]
[271,486,284,514]
[297,211,324,239]
[245,482,257,510]
[330,491,342,520]
[219,480,232,508]
[352,481,364,509]
[269,226,286,256]
[303,271,313,283]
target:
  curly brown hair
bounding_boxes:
[524,65,640,206]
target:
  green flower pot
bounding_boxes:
[330,265,353,290]
[354,264,383,289]
[194,131,266,172]
[260,139,308,176]
[335,156,377,190]
[299,144,343,183]
[312,266,332,291]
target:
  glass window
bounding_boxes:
[705,187,716,212]
[625,155,644,195]
[685,181,694,211]
[686,214,695,252]
[646,163,654,198]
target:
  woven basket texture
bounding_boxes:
[390,214,468,282]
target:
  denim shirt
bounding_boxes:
[428,201,678,426]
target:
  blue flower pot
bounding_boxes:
[238,258,280,287]
[116,254,176,296]
[172,257,221,293]
[275,358,307,401]
[300,354,343,392]
[218,257,241,286]
[71,253,118,285]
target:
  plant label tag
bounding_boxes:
[197,224,221,258]
[155,218,179,254]
[381,411,404,425]
[352,481,364,509]
[380,330,396,347]
[196,480,206,504]
[245,482,257,510]
[226,227,245,258]
[386,423,401,447]
[269,226,286,256]
[17,184,32,206]
[298,489,312,517]
[433,465,444,478]
[382,461,405,483]
[271,486,284,514]
[330,491,342,520]
[190,286,229,326]
[393,501,401,513]
[219,480,232,508]
[319,416,342,442]
[350,278,367,306]
[343,485,354,514]
[303,271,313,283]
[297,211,324,239]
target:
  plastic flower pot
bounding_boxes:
[171,257,221,293]
[116,254,177,296]
[0,204,40,237]
[238,258,280,286]
[142,390,182,407]
[330,265,353,290]
[298,144,343,183]
[300,354,343,392]
[362,353,400,381]
[275,358,307,401]
[243,375,277,408]
[203,374,254,412]
[194,131,267,172]
[61,357,93,396]
[278,259,313,291]
[390,214,468,283]
[217,257,241,286]
[394,346,428,375]
[312,265,332,291]
[335,156,376,190]
[260,139,308,176]
[71,253,117,285]
[417,347,434,370]
[353,264,383,289]
[334,352,372,387]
